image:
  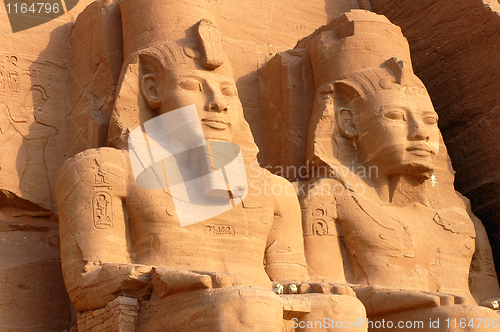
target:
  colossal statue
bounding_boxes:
[56,1,365,331]
[297,10,500,331]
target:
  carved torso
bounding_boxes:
[126,171,275,288]
[304,178,476,300]
[58,147,278,291]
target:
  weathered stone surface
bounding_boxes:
[0,2,96,331]
[57,1,367,331]
[0,208,72,331]
[2,0,500,331]
[262,8,500,329]
[370,0,500,278]
[1,1,368,330]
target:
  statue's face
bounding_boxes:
[355,87,440,177]
[158,65,243,142]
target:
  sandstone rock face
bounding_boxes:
[57,0,367,331]
[370,0,500,278]
[1,0,500,331]
[260,8,500,329]
[1,1,367,330]
[0,208,71,332]
[65,0,366,161]
[0,1,96,331]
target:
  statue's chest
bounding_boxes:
[126,177,275,238]
[337,195,476,260]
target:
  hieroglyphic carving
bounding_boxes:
[9,85,50,124]
[0,52,66,211]
[204,224,235,236]
[7,71,19,93]
[92,167,112,191]
[92,192,112,229]
[91,162,113,229]
[301,198,337,237]
[0,51,67,329]
[0,56,19,95]
[312,220,328,236]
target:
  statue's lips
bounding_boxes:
[407,145,434,156]
[202,117,229,130]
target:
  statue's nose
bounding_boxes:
[408,120,430,142]
[205,90,228,113]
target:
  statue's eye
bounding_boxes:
[423,116,438,125]
[221,85,237,97]
[382,109,406,121]
[178,79,202,91]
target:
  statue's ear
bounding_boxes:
[337,108,358,139]
[334,81,360,139]
[140,74,161,109]
[307,80,361,166]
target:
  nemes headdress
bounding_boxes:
[109,0,257,158]
[302,10,454,198]
[108,0,263,225]
[302,11,416,169]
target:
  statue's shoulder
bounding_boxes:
[56,148,128,198]
[267,171,291,187]
[59,147,128,173]
[300,178,341,236]
[299,178,344,202]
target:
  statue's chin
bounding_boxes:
[400,161,435,182]
[382,161,434,182]
[203,130,234,143]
